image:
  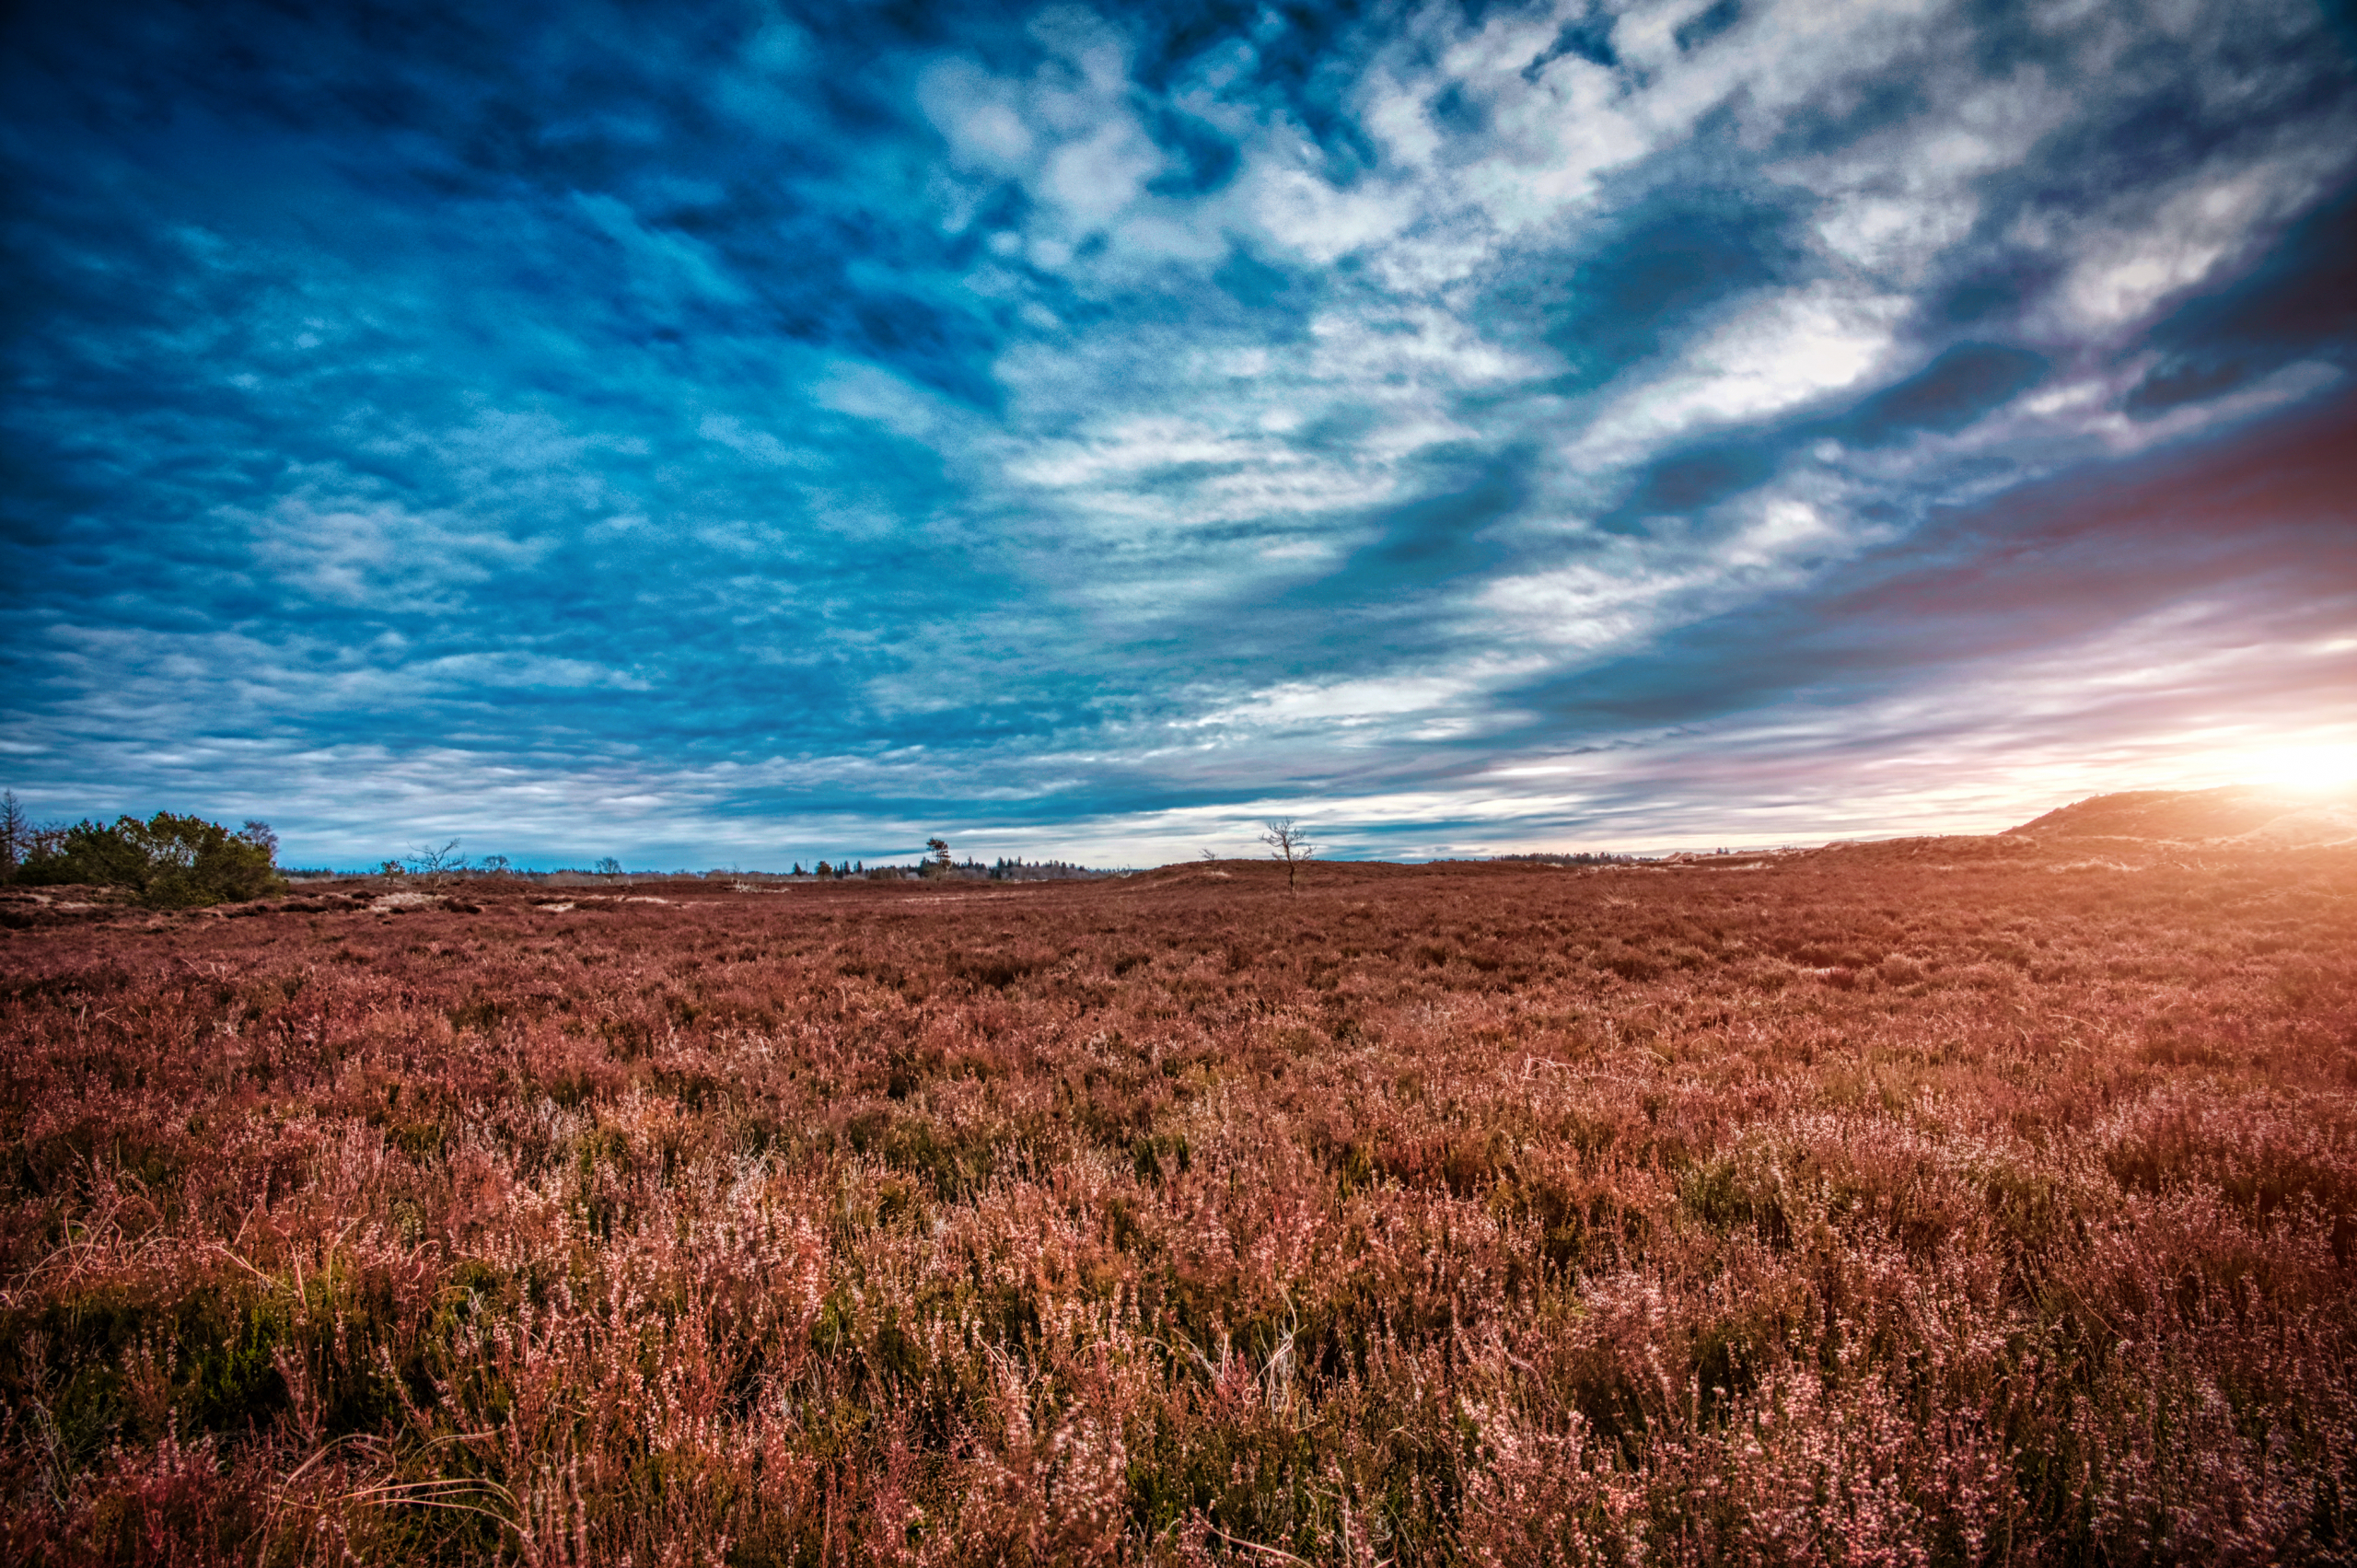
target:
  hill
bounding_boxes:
[2007,784,2357,845]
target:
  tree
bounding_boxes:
[593,856,623,879]
[19,811,284,907]
[0,790,27,880]
[923,837,953,878]
[1261,818,1314,893]
[406,840,465,886]
[478,854,511,877]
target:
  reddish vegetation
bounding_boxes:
[3,839,2354,1563]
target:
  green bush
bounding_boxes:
[17,812,284,907]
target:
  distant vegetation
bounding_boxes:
[3,800,1144,893]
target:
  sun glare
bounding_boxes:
[2236,741,2357,796]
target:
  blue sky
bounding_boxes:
[4,0,2354,868]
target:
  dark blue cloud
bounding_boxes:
[1609,445,1780,527]
[1525,9,1620,78]
[1932,261,2051,329]
[1301,443,1538,602]
[1213,245,1308,311]
[1234,0,1386,178]
[1835,343,2047,446]
[1674,0,1744,53]
[2126,187,2357,416]
[1529,183,1811,396]
[1144,107,1242,195]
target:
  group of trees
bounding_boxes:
[1,792,284,908]
[788,841,1119,883]
[1492,850,1640,866]
[988,855,1105,882]
[792,841,980,880]
[367,842,539,884]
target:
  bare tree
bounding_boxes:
[1261,818,1314,892]
[406,840,466,886]
[592,856,623,881]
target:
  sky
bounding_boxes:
[4,0,2355,869]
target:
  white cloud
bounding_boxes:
[1247,162,1420,264]
[1579,285,1908,459]
[238,491,555,611]
[917,59,1036,169]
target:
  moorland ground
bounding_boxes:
[2,840,2353,1564]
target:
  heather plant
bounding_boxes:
[0,843,2351,1562]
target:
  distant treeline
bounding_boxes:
[284,858,1124,884]
[7,790,1653,907]
[302,848,1126,884]
[1491,851,1643,865]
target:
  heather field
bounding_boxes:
[3,842,2354,1565]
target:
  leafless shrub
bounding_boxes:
[1261,817,1314,892]
[402,838,465,886]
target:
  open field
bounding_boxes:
[3,840,2354,1564]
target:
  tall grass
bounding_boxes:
[2,845,2351,1562]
